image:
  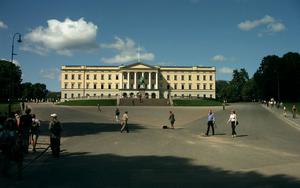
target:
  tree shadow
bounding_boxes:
[38,121,146,137]
[236,134,248,137]
[12,152,300,188]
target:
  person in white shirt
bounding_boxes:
[121,111,129,133]
[31,114,40,152]
[227,110,238,138]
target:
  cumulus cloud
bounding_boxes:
[22,18,99,56]
[0,20,8,29]
[211,55,226,62]
[219,67,234,74]
[40,68,60,80]
[100,37,155,64]
[238,15,285,35]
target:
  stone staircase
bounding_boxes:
[119,98,170,106]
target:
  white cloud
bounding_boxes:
[40,68,60,80]
[22,18,99,56]
[211,55,226,62]
[101,37,155,64]
[267,22,286,32]
[219,67,234,74]
[238,15,285,34]
[0,20,8,29]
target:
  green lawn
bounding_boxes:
[0,103,21,115]
[283,102,300,114]
[57,99,117,106]
[173,99,222,106]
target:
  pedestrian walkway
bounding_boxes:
[262,104,300,131]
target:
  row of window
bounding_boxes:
[64,93,214,99]
[166,75,213,81]
[65,74,118,81]
[64,73,214,81]
[63,83,214,90]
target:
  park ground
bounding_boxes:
[1,102,300,187]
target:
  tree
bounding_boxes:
[21,82,48,101]
[228,68,249,101]
[216,80,229,100]
[254,52,300,101]
[0,60,22,101]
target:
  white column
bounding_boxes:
[127,72,130,89]
[134,72,137,89]
[148,72,151,90]
[120,72,123,89]
[155,72,158,89]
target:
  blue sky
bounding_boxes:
[0,0,299,91]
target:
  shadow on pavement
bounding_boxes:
[236,134,248,137]
[7,152,300,188]
[38,121,146,137]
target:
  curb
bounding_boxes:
[261,104,300,131]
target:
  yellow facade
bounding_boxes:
[61,62,216,101]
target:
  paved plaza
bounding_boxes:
[2,103,300,187]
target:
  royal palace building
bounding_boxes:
[61,62,216,101]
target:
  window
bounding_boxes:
[78,83,81,89]
[94,84,97,89]
[210,94,213,98]
[181,84,184,90]
[108,74,111,80]
[181,75,184,80]
[64,93,67,98]
[174,84,177,90]
[71,93,74,98]
[86,83,90,89]
[174,75,177,80]
[94,74,97,80]
[101,84,104,89]
[64,83,68,89]
[94,94,96,97]
[64,74,68,80]
[124,73,128,80]
[197,75,200,81]
[124,83,127,88]
[130,73,134,79]
[71,83,74,89]
[116,75,119,80]
[197,84,200,90]
[203,84,206,90]
[71,74,74,80]
[210,84,213,90]
[181,94,184,98]
[167,75,170,80]
[189,84,192,90]
[188,75,191,81]
[101,74,104,80]
[78,93,80,97]
[203,94,206,98]
[116,84,119,89]
[108,94,111,97]
[78,74,81,80]
[167,84,170,90]
[210,75,213,81]
[86,74,90,80]
[108,84,111,89]
[203,75,206,81]
[174,94,177,97]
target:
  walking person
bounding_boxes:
[97,103,102,112]
[227,110,238,138]
[115,108,120,123]
[292,105,297,119]
[30,114,40,152]
[19,108,32,153]
[49,114,62,157]
[120,111,129,133]
[169,111,175,129]
[283,106,287,117]
[206,109,215,136]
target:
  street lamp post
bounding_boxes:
[8,33,22,116]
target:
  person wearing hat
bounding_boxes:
[120,111,129,133]
[49,113,62,157]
